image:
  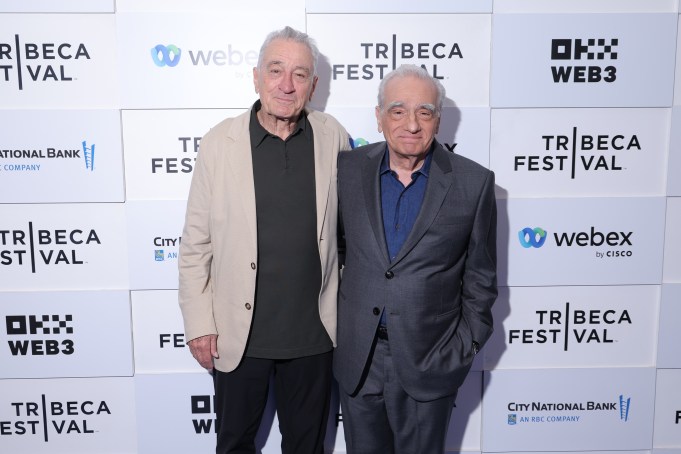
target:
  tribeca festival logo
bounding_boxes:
[332,35,463,81]
[151,136,200,174]
[5,313,74,356]
[153,236,181,262]
[190,395,216,434]
[514,127,641,179]
[0,141,96,173]
[506,394,632,425]
[508,301,632,350]
[1,394,113,439]
[0,222,102,272]
[150,43,257,68]
[551,38,618,84]
[518,225,633,259]
[0,34,91,90]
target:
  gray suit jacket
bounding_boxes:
[334,141,497,402]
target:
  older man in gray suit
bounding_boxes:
[334,65,497,454]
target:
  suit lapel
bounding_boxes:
[391,144,452,265]
[223,110,258,249]
[362,143,391,265]
[309,111,331,241]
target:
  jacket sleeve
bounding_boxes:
[461,170,497,350]
[177,131,218,342]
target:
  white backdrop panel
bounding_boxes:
[131,290,203,374]
[664,197,681,282]
[654,369,681,449]
[668,108,681,196]
[327,106,490,167]
[0,0,113,13]
[0,203,129,291]
[0,14,118,108]
[491,14,677,107]
[676,15,681,106]
[490,108,670,198]
[0,290,133,379]
[117,13,304,109]
[498,197,666,286]
[493,0,677,13]
[482,367,656,452]
[116,0,304,12]
[122,109,243,200]
[126,200,185,290]
[307,14,491,108]
[657,284,681,368]
[485,285,659,370]
[0,377,136,453]
[305,0,492,13]
[0,110,124,203]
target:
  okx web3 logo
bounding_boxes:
[151,44,181,67]
[518,227,547,248]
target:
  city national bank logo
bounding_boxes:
[0,34,91,90]
[190,395,216,434]
[5,314,74,356]
[0,141,97,173]
[153,236,181,262]
[506,394,632,425]
[332,35,463,81]
[517,225,634,259]
[150,43,257,68]
[508,301,632,351]
[0,222,102,273]
[1,394,113,440]
[551,38,618,84]
[514,127,641,180]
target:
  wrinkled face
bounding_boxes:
[253,38,317,121]
[376,75,440,160]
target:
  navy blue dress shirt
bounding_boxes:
[379,146,433,326]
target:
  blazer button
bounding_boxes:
[385,271,394,279]
[250,262,256,270]
[245,303,252,310]
[373,307,380,316]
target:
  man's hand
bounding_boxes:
[188,334,218,369]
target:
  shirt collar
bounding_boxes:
[379,142,435,178]
[249,100,309,147]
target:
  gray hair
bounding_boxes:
[377,64,446,114]
[257,26,320,76]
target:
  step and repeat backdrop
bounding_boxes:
[1,0,680,453]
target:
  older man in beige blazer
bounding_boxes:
[178,26,350,454]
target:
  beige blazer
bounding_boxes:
[178,106,350,372]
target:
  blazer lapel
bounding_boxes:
[223,110,258,249]
[362,143,391,265]
[391,144,452,265]
[309,111,331,242]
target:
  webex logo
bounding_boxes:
[518,227,547,248]
[518,226,634,258]
[151,44,181,67]
[150,43,257,68]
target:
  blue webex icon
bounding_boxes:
[82,141,95,171]
[518,227,547,248]
[151,44,182,67]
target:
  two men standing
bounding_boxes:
[179,26,496,454]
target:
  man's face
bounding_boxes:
[253,38,317,121]
[376,75,440,160]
